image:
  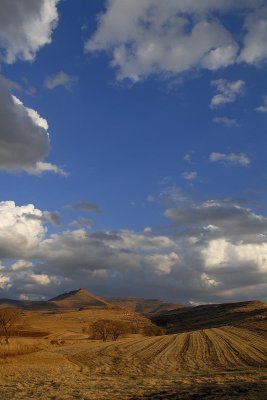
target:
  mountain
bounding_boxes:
[108,297,184,314]
[0,288,110,311]
[49,288,110,309]
[152,300,267,335]
[0,298,57,310]
[0,289,183,313]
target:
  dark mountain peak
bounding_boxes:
[49,288,109,309]
[49,288,92,301]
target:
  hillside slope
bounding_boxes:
[108,297,184,314]
[152,300,267,335]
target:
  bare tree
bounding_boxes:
[0,308,22,344]
[88,319,130,341]
[90,319,110,341]
[107,320,128,341]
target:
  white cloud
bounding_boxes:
[0,77,64,175]
[202,239,267,272]
[0,0,59,64]
[210,79,245,108]
[146,252,180,275]
[182,171,197,181]
[0,78,48,170]
[201,273,220,288]
[69,217,93,228]
[209,152,250,166]
[143,227,152,234]
[212,117,239,127]
[31,274,51,285]
[44,71,78,90]
[256,96,267,113]
[184,154,192,163]
[12,95,49,130]
[0,274,11,289]
[86,0,240,82]
[159,185,189,206]
[146,195,155,203]
[0,1,64,177]
[29,162,67,176]
[239,5,267,65]
[11,260,33,271]
[0,201,46,259]
[86,1,267,82]
[0,2,63,176]
[0,199,267,303]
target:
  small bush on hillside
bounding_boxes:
[142,325,165,336]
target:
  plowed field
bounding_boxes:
[0,326,267,399]
[66,326,267,375]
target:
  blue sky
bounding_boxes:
[0,0,267,303]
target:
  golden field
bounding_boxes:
[0,292,267,399]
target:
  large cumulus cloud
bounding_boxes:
[0,78,49,170]
[86,0,267,82]
[0,78,64,174]
[0,1,63,175]
[0,0,59,63]
[0,200,267,303]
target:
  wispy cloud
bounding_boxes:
[67,201,101,214]
[256,96,267,113]
[69,217,93,228]
[182,171,198,181]
[209,152,250,166]
[210,79,245,108]
[44,72,78,90]
[212,116,239,127]
[184,154,192,163]
[28,162,68,177]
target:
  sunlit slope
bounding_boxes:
[66,326,267,375]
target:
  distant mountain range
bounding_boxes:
[1,289,266,334]
[108,297,184,314]
[0,288,184,314]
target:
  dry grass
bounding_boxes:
[0,306,266,399]
[0,340,42,360]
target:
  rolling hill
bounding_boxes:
[108,297,184,314]
[152,300,267,336]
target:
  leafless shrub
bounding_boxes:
[50,339,59,345]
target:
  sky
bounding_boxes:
[0,0,267,304]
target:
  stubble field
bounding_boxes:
[0,322,267,399]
